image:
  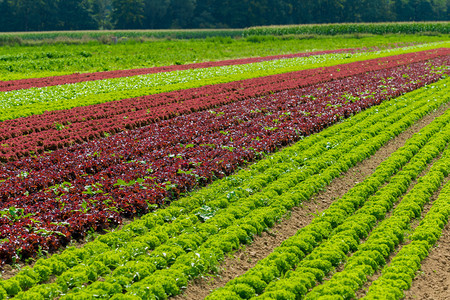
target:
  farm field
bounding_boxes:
[1,33,449,80]
[0,30,449,299]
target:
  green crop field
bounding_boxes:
[0,25,449,300]
[0,33,448,80]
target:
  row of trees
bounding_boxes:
[0,0,448,32]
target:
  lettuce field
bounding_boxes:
[0,34,449,300]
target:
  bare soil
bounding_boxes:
[404,222,450,300]
[173,104,450,299]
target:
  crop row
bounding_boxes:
[243,22,450,36]
[303,143,450,300]
[0,49,353,92]
[0,60,447,263]
[1,51,448,162]
[0,43,446,121]
[0,79,448,298]
[363,180,450,299]
[208,103,450,300]
[0,49,367,111]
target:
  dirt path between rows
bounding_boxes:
[173,103,450,299]
[404,222,450,300]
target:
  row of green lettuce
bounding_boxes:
[304,142,450,300]
[363,180,450,299]
[0,78,448,299]
[207,97,450,299]
[2,42,448,121]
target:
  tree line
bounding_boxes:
[0,0,448,32]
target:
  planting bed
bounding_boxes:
[0,49,353,92]
[0,40,449,300]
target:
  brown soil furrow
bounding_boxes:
[172,103,450,300]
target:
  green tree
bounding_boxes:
[291,0,317,24]
[57,0,95,30]
[214,0,252,28]
[359,0,395,22]
[342,0,363,22]
[266,0,294,25]
[113,0,145,29]
[432,0,448,20]
[86,0,115,29]
[0,0,15,31]
[317,0,347,23]
[191,0,217,28]
[414,0,437,20]
[143,0,171,28]
[0,0,448,32]
[166,0,197,28]
[7,0,60,31]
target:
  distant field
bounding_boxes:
[244,21,450,36]
[0,28,244,45]
[0,33,448,80]
[0,22,448,45]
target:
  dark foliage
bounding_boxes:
[0,0,448,31]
